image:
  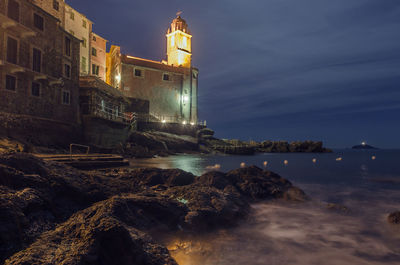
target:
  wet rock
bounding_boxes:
[388,211,400,224]
[164,184,250,231]
[325,203,350,213]
[5,195,181,265]
[132,168,195,187]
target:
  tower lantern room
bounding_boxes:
[166,14,192,67]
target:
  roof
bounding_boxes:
[79,76,127,101]
[121,55,191,74]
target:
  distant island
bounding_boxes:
[352,142,378,150]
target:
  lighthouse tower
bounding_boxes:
[166,14,192,67]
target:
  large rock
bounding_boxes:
[388,211,400,224]
[5,194,182,265]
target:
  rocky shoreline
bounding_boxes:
[0,153,307,264]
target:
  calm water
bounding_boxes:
[130,150,400,265]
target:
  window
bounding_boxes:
[163,73,170,81]
[62,90,70,105]
[81,56,87,72]
[32,48,41,72]
[7,0,20,22]
[92,48,97,57]
[92,36,96,41]
[92,64,99,76]
[31,82,40,97]
[6,37,18,64]
[65,37,71,56]
[5,75,16,91]
[82,20,87,28]
[53,0,59,11]
[82,37,87,48]
[171,35,175,47]
[33,13,44,31]
[64,64,71,78]
[183,36,187,47]
[134,69,142,77]
[70,11,74,20]
[193,73,197,79]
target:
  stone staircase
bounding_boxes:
[34,154,130,170]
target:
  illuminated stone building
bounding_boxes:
[90,32,107,81]
[0,0,81,123]
[106,15,199,124]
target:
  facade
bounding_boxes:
[90,32,107,81]
[64,3,92,75]
[106,15,198,124]
[30,0,65,26]
[0,0,81,123]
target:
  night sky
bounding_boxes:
[69,0,400,148]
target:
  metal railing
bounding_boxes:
[82,103,134,124]
[69,144,90,160]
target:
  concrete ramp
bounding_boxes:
[35,154,130,170]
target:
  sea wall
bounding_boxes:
[82,116,134,149]
[137,122,205,137]
[0,112,81,148]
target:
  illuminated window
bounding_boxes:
[183,36,187,47]
[171,35,175,47]
[81,56,87,72]
[82,20,87,28]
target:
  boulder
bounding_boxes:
[5,194,182,265]
[388,211,400,224]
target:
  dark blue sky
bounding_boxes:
[69,0,400,148]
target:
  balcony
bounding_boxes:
[0,13,37,39]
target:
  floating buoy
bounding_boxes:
[263,161,268,167]
[240,162,246,168]
[206,164,221,170]
[371,156,376,160]
[336,157,343,161]
[312,158,317,163]
[284,160,289,165]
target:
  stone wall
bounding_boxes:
[0,112,82,148]
[82,116,133,149]
[137,122,205,137]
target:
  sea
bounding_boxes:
[129,149,400,265]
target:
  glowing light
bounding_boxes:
[263,161,268,167]
[362,142,366,146]
[284,160,289,165]
[182,95,189,103]
[190,122,195,126]
[182,121,187,125]
[240,162,246,168]
[115,74,121,82]
[182,36,187,47]
[312,158,317,163]
[372,156,376,160]
[162,120,166,123]
[336,157,343,161]
[171,35,175,47]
